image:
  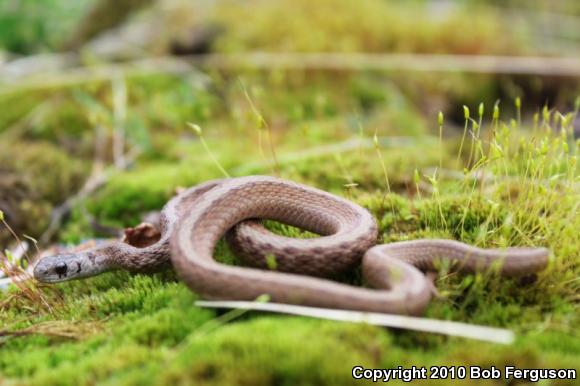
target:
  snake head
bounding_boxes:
[33,252,99,283]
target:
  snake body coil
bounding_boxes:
[34,176,549,315]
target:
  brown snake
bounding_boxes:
[34,176,549,315]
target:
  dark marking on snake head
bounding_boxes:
[55,262,68,278]
[76,261,82,273]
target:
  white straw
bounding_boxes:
[195,300,515,345]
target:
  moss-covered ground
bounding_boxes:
[1,72,578,385]
[1,1,579,385]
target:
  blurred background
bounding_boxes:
[0,0,579,253]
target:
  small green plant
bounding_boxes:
[457,105,470,166]
[187,123,230,178]
[514,97,521,127]
[241,83,280,176]
[438,111,444,171]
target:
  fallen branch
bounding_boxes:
[38,147,140,245]
[0,56,204,96]
[232,136,431,175]
[195,300,515,344]
[188,53,580,76]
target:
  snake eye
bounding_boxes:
[54,262,68,276]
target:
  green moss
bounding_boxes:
[2,101,577,385]
[211,0,526,55]
[161,318,388,386]
[0,140,88,244]
[0,14,577,382]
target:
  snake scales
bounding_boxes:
[34,176,549,315]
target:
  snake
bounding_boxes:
[33,176,549,315]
